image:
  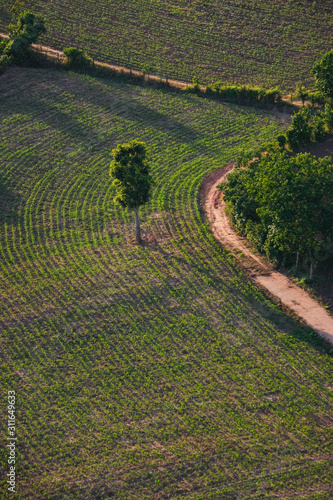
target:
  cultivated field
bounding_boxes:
[0,0,333,89]
[0,67,333,499]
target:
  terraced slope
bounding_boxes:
[1,67,333,499]
[0,0,333,89]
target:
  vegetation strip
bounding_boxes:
[204,163,333,344]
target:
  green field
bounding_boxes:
[0,0,333,90]
[1,67,333,499]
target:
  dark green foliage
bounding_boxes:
[286,107,313,149]
[0,9,46,69]
[311,115,326,141]
[222,151,333,268]
[63,47,93,69]
[110,140,153,241]
[6,11,46,62]
[285,107,331,149]
[206,83,281,107]
[312,49,333,99]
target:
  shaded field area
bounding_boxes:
[0,0,333,90]
[0,67,333,499]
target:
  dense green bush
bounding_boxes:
[0,9,46,70]
[2,11,46,64]
[185,81,282,108]
[63,47,93,70]
[277,134,287,149]
[220,151,333,270]
[311,114,326,141]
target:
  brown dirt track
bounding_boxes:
[202,163,333,345]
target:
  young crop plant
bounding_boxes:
[0,5,46,69]
[312,48,333,100]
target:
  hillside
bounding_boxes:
[0,66,333,499]
[0,0,333,89]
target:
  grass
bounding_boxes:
[0,67,333,499]
[0,0,333,90]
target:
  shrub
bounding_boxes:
[63,47,93,70]
[0,10,46,66]
[311,115,326,141]
[286,107,312,150]
[277,134,287,149]
[308,91,325,107]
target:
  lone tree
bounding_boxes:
[312,49,333,100]
[110,140,153,243]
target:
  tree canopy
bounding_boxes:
[220,151,333,271]
[0,7,46,69]
[312,49,333,100]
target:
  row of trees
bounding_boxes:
[276,104,333,150]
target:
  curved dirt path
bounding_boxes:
[202,163,333,345]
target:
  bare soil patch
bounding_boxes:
[203,164,333,345]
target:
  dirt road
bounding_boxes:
[203,163,333,344]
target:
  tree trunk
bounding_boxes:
[309,261,313,280]
[295,250,299,269]
[134,207,141,243]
